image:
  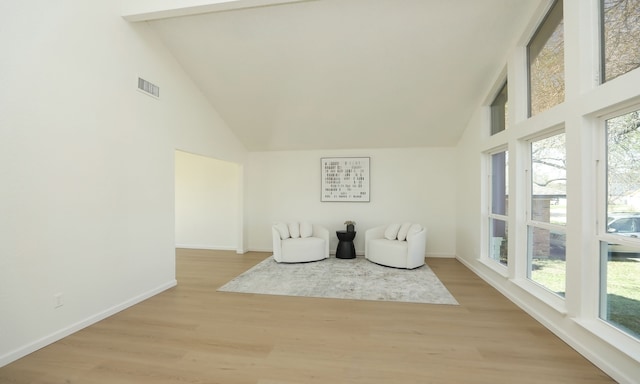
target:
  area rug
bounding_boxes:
[218,256,458,305]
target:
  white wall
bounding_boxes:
[245,148,456,257]
[0,0,246,366]
[175,151,240,250]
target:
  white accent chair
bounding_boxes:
[365,223,427,269]
[272,222,330,263]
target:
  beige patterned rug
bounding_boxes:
[218,256,458,305]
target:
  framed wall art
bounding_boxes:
[321,157,370,202]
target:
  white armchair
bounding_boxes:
[272,222,329,263]
[365,223,427,269]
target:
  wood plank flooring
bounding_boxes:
[0,249,614,383]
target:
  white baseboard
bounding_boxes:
[0,279,177,368]
[248,247,273,253]
[246,249,455,259]
[175,244,236,251]
[426,252,456,258]
[454,256,635,384]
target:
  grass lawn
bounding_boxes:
[532,255,640,338]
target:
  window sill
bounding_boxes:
[478,257,509,278]
[573,318,640,363]
[512,277,568,315]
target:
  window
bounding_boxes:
[489,150,509,266]
[527,132,567,297]
[601,0,640,82]
[599,108,640,339]
[475,1,640,374]
[491,81,508,135]
[528,0,564,117]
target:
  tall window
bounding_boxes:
[528,0,564,117]
[527,132,567,297]
[489,150,509,266]
[600,108,640,339]
[491,81,508,135]
[601,0,640,82]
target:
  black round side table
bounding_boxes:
[336,230,356,259]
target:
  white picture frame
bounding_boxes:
[321,157,370,202]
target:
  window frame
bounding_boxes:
[527,0,565,117]
[596,104,640,340]
[597,105,640,247]
[486,147,509,268]
[599,0,640,83]
[525,128,568,298]
[490,81,508,135]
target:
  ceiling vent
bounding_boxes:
[137,77,159,98]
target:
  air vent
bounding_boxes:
[137,77,159,98]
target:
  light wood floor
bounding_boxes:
[1,249,614,383]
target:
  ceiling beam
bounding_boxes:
[121,0,312,22]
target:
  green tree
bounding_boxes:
[603,0,640,82]
[607,110,640,205]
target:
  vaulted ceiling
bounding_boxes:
[124,0,543,151]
